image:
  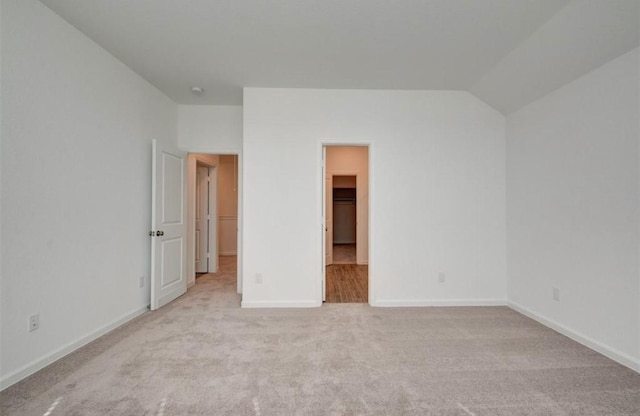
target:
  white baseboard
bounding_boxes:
[241,300,320,308]
[372,299,506,307]
[508,301,640,373]
[0,306,149,391]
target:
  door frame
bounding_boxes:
[330,172,359,249]
[320,142,373,305]
[325,172,333,269]
[184,152,242,294]
[186,154,218,287]
[195,161,217,274]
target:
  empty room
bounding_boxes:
[1,0,639,415]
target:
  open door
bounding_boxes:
[322,146,333,302]
[325,175,333,266]
[150,139,187,310]
[195,165,209,273]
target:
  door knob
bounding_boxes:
[156,230,165,236]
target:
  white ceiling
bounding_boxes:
[39,0,638,113]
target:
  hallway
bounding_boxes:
[325,264,368,303]
[193,255,240,308]
[331,243,356,264]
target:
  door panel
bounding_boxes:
[161,154,183,223]
[195,166,209,273]
[322,147,332,303]
[325,175,333,266]
[161,238,183,286]
[151,140,187,310]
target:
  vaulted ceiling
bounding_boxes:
[39,0,638,113]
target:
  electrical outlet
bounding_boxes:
[438,272,446,283]
[29,314,39,332]
[139,276,145,288]
[255,273,263,284]
[552,287,560,302]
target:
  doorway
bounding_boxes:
[323,146,369,303]
[195,163,212,275]
[332,176,357,264]
[187,154,239,291]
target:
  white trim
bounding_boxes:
[367,144,375,304]
[508,301,640,373]
[373,299,506,307]
[179,147,239,156]
[321,146,328,300]
[241,300,320,308]
[194,161,218,274]
[206,164,218,273]
[0,306,149,391]
[236,153,243,294]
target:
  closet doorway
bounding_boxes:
[332,176,357,265]
[323,146,369,303]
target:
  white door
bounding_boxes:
[195,166,209,273]
[325,174,333,267]
[150,139,187,310]
[322,147,333,303]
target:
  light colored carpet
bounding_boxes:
[2,257,640,415]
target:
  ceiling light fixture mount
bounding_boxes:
[190,86,204,95]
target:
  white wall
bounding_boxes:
[0,0,177,388]
[242,88,506,307]
[506,48,640,370]
[326,146,368,264]
[178,105,242,154]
